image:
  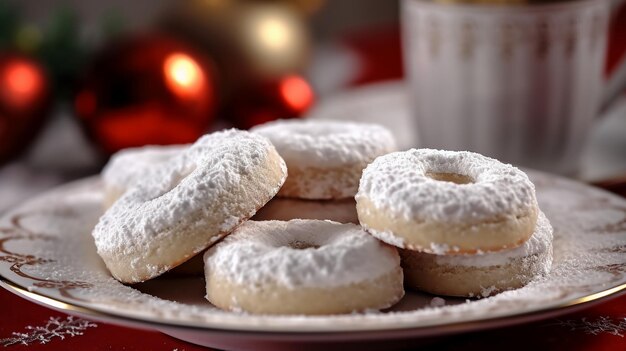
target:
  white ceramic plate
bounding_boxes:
[1,170,626,350]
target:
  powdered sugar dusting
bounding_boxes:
[102,144,187,194]
[205,220,399,289]
[356,149,537,223]
[219,216,241,232]
[363,226,406,248]
[251,119,396,169]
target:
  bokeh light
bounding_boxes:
[164,53,206,98]
[257,17,291,51]
[0,59,44,109]
[280,75,313,112]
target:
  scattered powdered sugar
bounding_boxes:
[219,216,241,232]
[475,286,498,298]
[432,211,553,268]
[251,119,396,169]
[204,220,399,289]
[356,149,537,223]
[102,144,187,193]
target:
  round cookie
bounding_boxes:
[102,145,187,208]
[251,119,396,199]
[400,212,553,297]
[356,149,539,254]
[252,198,358,224]
[204,219,404,315]
[92,129,287,283]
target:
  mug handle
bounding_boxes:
[601,0,626,113]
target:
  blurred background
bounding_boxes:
[0,0,624,212]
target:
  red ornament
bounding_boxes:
[228,74,314,129]
[0,54,51,164]
[75,34,216,155]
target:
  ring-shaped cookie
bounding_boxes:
[356,149,538,254]
[92,130,287,283]
[204,219,404,315]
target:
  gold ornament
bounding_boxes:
[160,0,311,78]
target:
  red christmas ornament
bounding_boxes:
[228,74,314,129]
[75,34,216,155]
[0,54,51,164]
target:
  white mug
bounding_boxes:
[402,0,626,175]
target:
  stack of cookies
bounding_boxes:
[93,119,554,317]
[251,119,396,224]
[356,148,554,297]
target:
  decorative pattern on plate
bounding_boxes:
[0,173,625,334]
[0,209,93,299]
